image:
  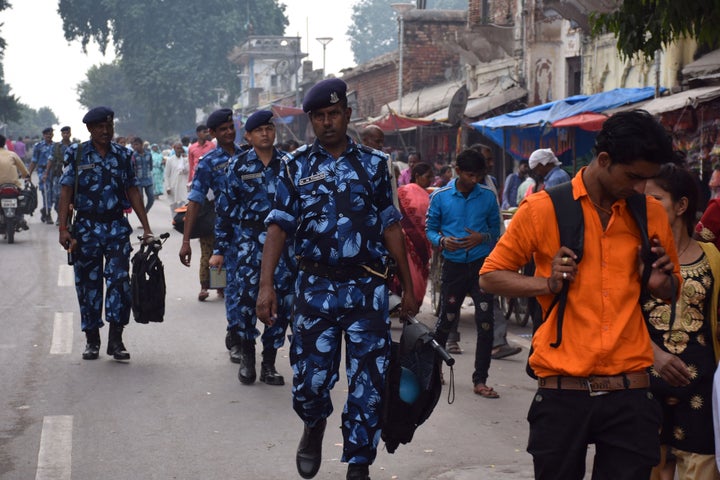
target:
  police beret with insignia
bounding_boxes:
[245,110,274,132]
[42,127,53,134]
[302,78,347,113]
[207,108,234,130]
[82,106,114,124]
[60,126,71,132]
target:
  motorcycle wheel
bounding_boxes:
[6,218,15,244]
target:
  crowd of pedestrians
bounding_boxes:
[6,78,713,480]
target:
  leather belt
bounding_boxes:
[298,258,387,282]
[538,372,649,396]
[76,209,124,223]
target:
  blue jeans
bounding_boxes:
[139,184,154,213]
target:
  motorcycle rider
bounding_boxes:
[0,134,30,229]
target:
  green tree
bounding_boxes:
[0,0,22,125]
[348,0,467,65]
[591,0,720,61]
[58,0,288,137]
[5,103,59,139]
[76,62,146,136]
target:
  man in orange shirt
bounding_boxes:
[479,110,682,480]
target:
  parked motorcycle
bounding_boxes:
[0,182,29,244]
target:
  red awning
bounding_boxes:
[371,112,434,132]
[271,104,305,117]
[552,113,607,131]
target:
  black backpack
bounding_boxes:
[131,239,167,324]
[526,182,655,378]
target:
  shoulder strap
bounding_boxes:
[627,193,678,328]
[543,182,583,349]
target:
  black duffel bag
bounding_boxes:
[172,200,215,239]
[19,181,38,215]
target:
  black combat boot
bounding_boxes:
[225,328,243,364]
[259,348,284,386]
[44,209,53,224]
[82,328,101,360]
[107,323,130,360]
[296,418,326,479]
[237,339,256,384]
[40,208,47,223]
[347,463,371,480]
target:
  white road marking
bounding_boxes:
[35,415,72,480]
[50,313,73,355]
[57,265,74,287]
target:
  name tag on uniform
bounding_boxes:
[241,173,263,181]
[78,163,96,171]
[298,172,326,186]
[213,161,229,172]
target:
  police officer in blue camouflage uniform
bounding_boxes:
[46,126,73,226]
[57,107,154,361]
[256,78,418,480]
[211,110,295,386]
[179,108,248,363]
[28,127,55,224]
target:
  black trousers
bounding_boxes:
[435,257,494,385]
[527,388,662,480]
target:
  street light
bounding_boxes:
[391,3,415,114]
[315,37,333,77]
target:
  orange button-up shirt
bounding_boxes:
[480,170,681,378]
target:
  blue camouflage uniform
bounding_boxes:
[59,141,137,332]
[32,140,54,196]
[265,137,400,465]
[188,144,247,331]
[215,146,295,352]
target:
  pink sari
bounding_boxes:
[395,183,432,304]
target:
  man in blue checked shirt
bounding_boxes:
[131,137,154,214]
[256,78,418,480]
[425,148,501,399]
[179,108,249,364]
[211,110,294,386]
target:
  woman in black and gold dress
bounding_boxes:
[644,163,720,480]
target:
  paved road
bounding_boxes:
[0,193,552,480]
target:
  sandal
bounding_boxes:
[447,341,463,354]
[198,289,209,301]
[473,384,500,398]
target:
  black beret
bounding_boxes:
[245,110,274,132]
[60,126,71,132]
[302,78,347,113]
[82,106,114,124]
[207,108,234,130]
[42,127,53,134]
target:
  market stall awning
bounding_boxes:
[682,48,720,81]
[369,111,434,132]
[470,87,659,163]
[425,85,527,122]
[473,87,659,130]
[551,112,607,131]
[271,104,305,117]
[639,85,720,115]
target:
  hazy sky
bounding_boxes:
[0,0,356,139]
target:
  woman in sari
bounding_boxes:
[396,162,435,305]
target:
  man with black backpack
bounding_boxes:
[479,110,682,480]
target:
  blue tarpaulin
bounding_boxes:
[470,87,663,164]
